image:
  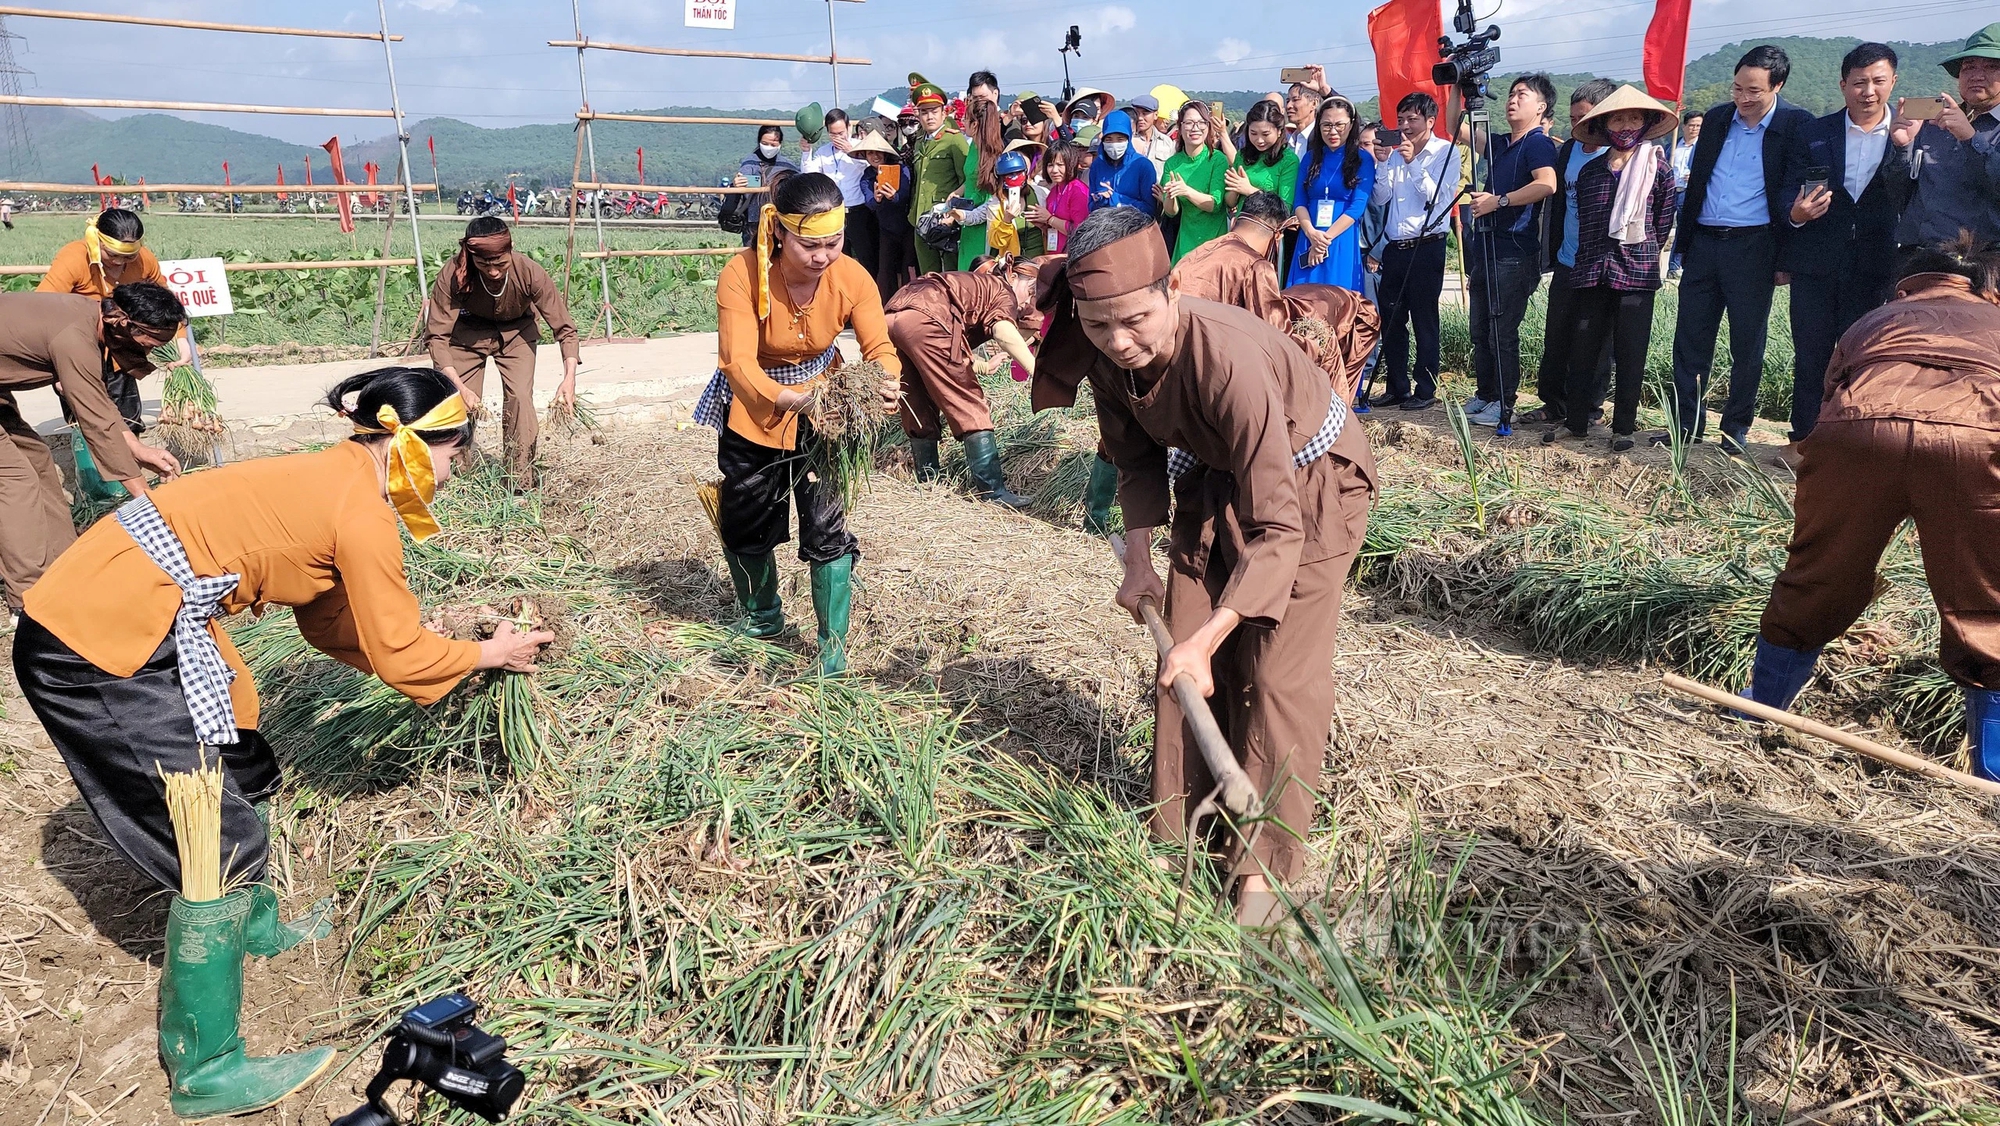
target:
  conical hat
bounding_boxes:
[846,132,900,158]
[1571,84,1678,147]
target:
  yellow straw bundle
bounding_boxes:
[160,756,226,902]
[695,476,724,536]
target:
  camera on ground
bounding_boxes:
[331,993,526,1126]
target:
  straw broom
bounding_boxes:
[160,754,227,902]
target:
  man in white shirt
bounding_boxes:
[1126,95,1179,174]
[1667,110,1702,275]
[1776,42,1911,453]
[1283,68,1332,157]
[1367,91,1460,410]
[801,109,879,275]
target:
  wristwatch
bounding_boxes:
[1497,192,1511,209]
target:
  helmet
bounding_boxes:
[994,152,1030,178]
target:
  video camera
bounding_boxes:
[331,994,526,1126]
[1432,0,1501,106]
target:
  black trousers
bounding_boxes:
[716,422,858,564]
[875,223,917,306]
[1786,268,1892,442]
[12,615,278,893]
[1565,285,1656,437]
[844,203,881,279]
[1465,245,1544,408]
[1377,237,1448,401]
[1535,262,1613,420]
[1670,227,1777,440]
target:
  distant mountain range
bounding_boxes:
[0,35,1964,192]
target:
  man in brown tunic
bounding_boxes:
[884,259,1039,504]
[0,285,184,610]
[424,217,580,484]
[1035,207,1375,926]
[1745,244,2000,778]
[1171,190,1380,404]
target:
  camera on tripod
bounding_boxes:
[331,993,526,1126]
[1433,0,1501,105]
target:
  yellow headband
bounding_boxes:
[351,393,469,542]
[82,222,142,271]
[752,203,848,320]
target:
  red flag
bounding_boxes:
[275,164,288,202]
[1642,0,1694,107]
[138,176,149,209]
[427,135,441,203]
[636,146,644,185]
[91,163,110,209]
[507,181,518,221]
[1368,0,1450,138]
[222,161,231,187]
[361,161,379,208]
[304,153,313,186]
[321,137,355,233]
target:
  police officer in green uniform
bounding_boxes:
[907,81,969,276]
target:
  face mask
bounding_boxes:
[1606,127,1644,151]
[901,123,917,136]
[758,143,780,159]
[1070,115,1090,128]
[1103,140,1129,161]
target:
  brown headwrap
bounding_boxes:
[1029,226,1173,410]
[449,230,515,294]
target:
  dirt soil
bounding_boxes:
[0,415,1993,1124]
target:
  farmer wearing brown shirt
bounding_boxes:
[1034,207,1375,927]
[0,286,184,611]
[424,216,580,485]
[1747,240,2000,780]
[885,258,1040,504]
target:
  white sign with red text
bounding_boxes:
[685,0,734,29]
[159,257,234,318]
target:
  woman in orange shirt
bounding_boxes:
[10,366,552,1119]
[36,208,193,429]
[695,172,900,675]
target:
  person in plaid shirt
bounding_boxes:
[1545,86,1680,451]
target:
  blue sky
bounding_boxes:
[3,0,1993,145]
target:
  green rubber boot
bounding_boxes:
[909,437,942,482]
[810,554,854,676]
[71,440,127,502]
[243,883,332,958]
[159,892,335,1119]
[963,430,1028,508]
[1081,454,1119,535]
[723,549,788,639]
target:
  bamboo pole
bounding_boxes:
[573,182,761,194]
[577,110,791,127]
[0,5,399,39]
[562,118,586,302]
[1660,672,2000,798]
[0,258,419,276]
[1108,533,1261,818]
[548,38,869,66]
[0,95,392,117]
[375,0,429,332]
[0,181,435,194]
[579,248,737,258]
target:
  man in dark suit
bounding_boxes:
[1662,45,1815,453]
[1778,42,1913,457]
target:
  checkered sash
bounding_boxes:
[1166,393,1349,480]
[114,496,242,747]
[691,341,842,432]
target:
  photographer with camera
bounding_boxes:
[1447,75,1560,428]
[1890,22,2000,253]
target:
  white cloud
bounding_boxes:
[403,0,480,12]
[1215,38,1254,66]
[1090,6,1137,35]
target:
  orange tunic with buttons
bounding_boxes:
[23,441,481,728]
[714,248,900,450]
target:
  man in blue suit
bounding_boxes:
[1661,45,1814,453]
[1777,43,1913,456]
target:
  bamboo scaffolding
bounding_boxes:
[0,94,392,117]
[0,258,418,276]
[573,181,760,194]
[0,5,401,40]
[548,38,869,66]
[577,110,790,127]
[0,182,435,194]
[579,248,736,259]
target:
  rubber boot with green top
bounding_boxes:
[723,549,788,639]
[963,430,1028,508]
[909,437,942,482]
[1081,454,1119,535]
[159,892,335,1119]
[242,883,332,957]
[71,440,127,502]
[810,554,854,676]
